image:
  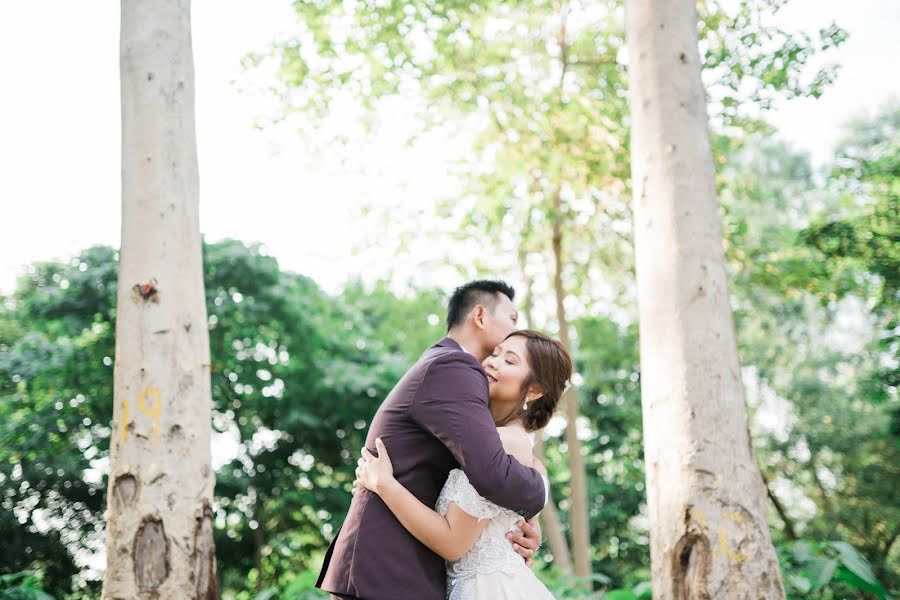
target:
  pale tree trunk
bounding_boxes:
[551,10,591,573]
[550,209,592,578]
[533,436,575,576]
[103,1,217,598]
[624,1,784,598]
[517,247,574,576]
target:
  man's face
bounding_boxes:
[479,293,518,350]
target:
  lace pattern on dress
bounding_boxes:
[435,469,503,522]
[436,469,532,599]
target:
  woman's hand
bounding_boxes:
[355,438,395,496]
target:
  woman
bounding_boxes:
[355,329,572,599]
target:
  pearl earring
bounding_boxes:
[523,401,528,410]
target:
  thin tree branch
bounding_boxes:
[570,56,618,67]
[759,469,797,540]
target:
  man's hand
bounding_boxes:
[507,517,542,568]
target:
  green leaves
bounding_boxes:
[806,557,838,591]
[787,574,812,595]
[0,571,55,600]
[720,105,900,593]
[780,539,890,599]
[0,240,432,596]
[604,590,638,600]
[829,541,883,591]
[598,580,651,600]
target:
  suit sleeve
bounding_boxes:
[408,353,546,519]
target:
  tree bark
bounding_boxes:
[102,1,218,598]
[253,503,265,592]
[550,208,592,579]
[624,1,785,597]
[517,246,574,576]
[534,435,575,576]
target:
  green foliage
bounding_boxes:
[196,241,429,591]
[257,0,842,133]
[533,562,610,598]
[252,0,844,316]
[721,105,900,593]
[339,280,446,361]
[801,106,899,442]
[803,104,899,317]
[571,317,647,586]
[0,246,115,596]
[0,571,54,600]
[780,540,890,599]
[0,241,434,597]
[534,563,651,599]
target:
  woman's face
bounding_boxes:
[482,335,530,410]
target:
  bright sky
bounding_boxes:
[1,0,897,297]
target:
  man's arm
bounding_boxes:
[408,353,545,518]
[356,439,489,561]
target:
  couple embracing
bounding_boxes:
[317,280,572,599]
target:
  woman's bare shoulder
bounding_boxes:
[497,426,533,467]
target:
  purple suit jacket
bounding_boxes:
[316,337,546,600]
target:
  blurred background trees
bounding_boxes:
[0,0,896,598]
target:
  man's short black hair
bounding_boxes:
[446,280,515,331]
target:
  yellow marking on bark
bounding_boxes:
[691,509,749,562]
[719,529,748,561]
[692,509,710,536]
[119,397,130,446]
[137,387,162,446]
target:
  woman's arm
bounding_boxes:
[357,438,487,561]
[379,478,488,561]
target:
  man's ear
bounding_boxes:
[472,304,486,329]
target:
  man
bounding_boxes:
[317,280,547,600]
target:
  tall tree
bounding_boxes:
[256,0,841,581]
[102,1,218,597]
[550,202,593,578]
[518,247,574,576]
[624,1,784,597]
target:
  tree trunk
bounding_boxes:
[253,503,265,592]
[624,1,785,597]
[518,246,574,576]
[103,1,218,598]
[533,436,575,576]
[550,210,592,579]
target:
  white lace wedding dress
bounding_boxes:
[435,469,555,600]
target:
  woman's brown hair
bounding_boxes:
[494,329,573,432]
